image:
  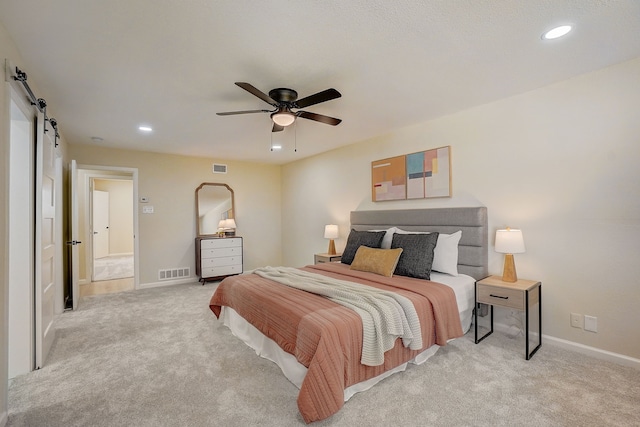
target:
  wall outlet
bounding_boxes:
[570,312,583,329]
[584,315,598,332]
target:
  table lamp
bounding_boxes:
[324,224,339,255]
[223,218,237,236]
[495,227,525,282]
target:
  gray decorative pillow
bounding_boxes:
[341,229,386,265]
[391,232,439,280]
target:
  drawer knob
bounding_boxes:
[490,294,509,300]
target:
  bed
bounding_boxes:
[209,207,488,423]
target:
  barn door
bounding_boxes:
[34,114,57,368]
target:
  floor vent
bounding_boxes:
[158,267,190,280]
[212,163,227,174]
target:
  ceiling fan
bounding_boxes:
[217,82,342,132]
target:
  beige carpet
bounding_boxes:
[7,282,640,426]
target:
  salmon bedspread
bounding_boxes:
[209,262,463,423]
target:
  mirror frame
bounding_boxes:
[195,182,235,236]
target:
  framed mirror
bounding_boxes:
[196,183,235,236]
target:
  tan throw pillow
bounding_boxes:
[349,246,403,277]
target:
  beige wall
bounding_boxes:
[282,58,640,360]
[67,145,282,285]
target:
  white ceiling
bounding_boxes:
[2,1,639,165]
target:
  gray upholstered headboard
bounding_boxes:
[350,207,488,280]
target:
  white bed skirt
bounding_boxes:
[222,307,443,402]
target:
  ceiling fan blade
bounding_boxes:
[297,110,342,126]
[295,88,341,109]
[272,123,284,132]
[216,109,271,116]
[235,82,278,106]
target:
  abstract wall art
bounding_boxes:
[371,155,406,201]
[372,146,451,201]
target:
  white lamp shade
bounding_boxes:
[218,220,226,229]
[324,224,339,239]
[495,229,525,254]
[223,218,237,229]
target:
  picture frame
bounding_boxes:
[372,145,451,201]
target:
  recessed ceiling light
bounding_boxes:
[138,125,153,132]
[542,25,572,40]
[271,144,282,150]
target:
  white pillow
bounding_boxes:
[432,231,462,276]
[392,228,462,276]
[378,227,398,249]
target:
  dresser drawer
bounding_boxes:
[477,284,524,310]
[201,238,242,250]
[201,256,242,268]
[201,246,242,259]
[202,264,242,278]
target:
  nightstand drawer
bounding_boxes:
[477,285,524,310]
[314,253,342,264]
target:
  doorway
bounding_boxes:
[73,167,138,298]
[91,178,134,284]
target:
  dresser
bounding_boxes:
[195,236,243,283]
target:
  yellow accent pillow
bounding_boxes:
[349,246,403,277]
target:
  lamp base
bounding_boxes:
[327,239,336,255]
[502,253,518,282]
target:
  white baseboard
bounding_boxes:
[543,335,640,370]
[105,252,134,257]
[492,321,640,370]
[138,277,197,289]
[0,410,7,427]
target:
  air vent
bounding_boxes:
[158,267,190,280]
[212,163,227,174]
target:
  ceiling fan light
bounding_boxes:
[271,112,296,127]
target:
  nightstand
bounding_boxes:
[474,275,542,360]
[314,253,342,264]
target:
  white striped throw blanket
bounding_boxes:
[252,266,423,366]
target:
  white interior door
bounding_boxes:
[70,160,81,310]
[92,190,110,260]
[8,90,35,378]
[35,114,57,369]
